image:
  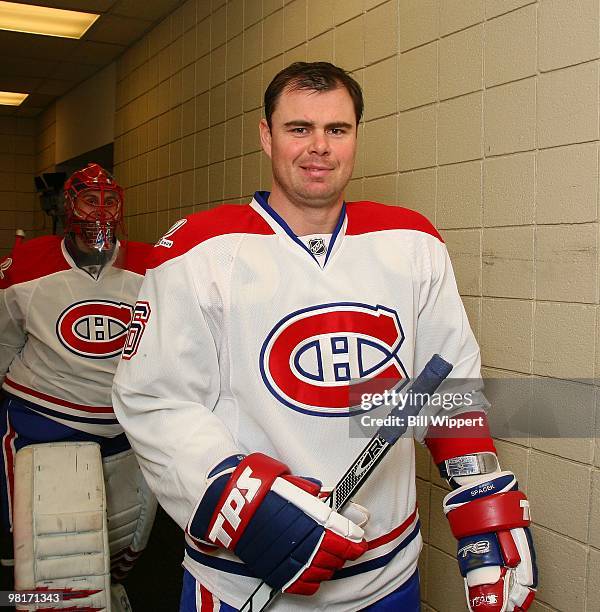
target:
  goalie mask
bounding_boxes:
[64,163,124,252]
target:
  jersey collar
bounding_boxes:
[61,238,120,280]
[250,191,347,268]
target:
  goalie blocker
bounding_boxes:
[13,442,156,611]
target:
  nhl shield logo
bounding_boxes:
[260,302,407,417]
[56,300,134,358]
[308,237,326,256]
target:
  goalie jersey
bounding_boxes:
[0,235,150,437]
[113,192,488,611]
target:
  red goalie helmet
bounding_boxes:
[63,163,124,251]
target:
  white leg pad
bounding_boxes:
[13,442,111,610]
[103,449,157,580]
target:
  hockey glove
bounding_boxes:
[187,453,367,595]
[443,471,537,612]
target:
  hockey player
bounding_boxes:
[0,163,157,610]
[113,63,537,611]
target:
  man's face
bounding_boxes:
[260,86,358,210]
[74,189,121,220]
[71,189,121,252]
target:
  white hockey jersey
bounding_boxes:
[112,192,486,611]
[0,235,150,437]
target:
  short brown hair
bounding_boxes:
[264,62,364,128]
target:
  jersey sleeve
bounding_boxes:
[112,251,240,529]
[0,267,26,382]
[414,239,481,380]
[415,238,496,462]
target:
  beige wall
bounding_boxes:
[0,117,37,256]
[22,0,593,610]
[0,103,59,255]
[32,105,59,238]
[55,63,116,165]
[36,104,56,177]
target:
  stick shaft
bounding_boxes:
[240,354,452,612]
[328,354,452,510]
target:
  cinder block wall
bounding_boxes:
[33,105,59,238]
[113,1,599,610]
[36,105,57,178]
[0,117,37,257]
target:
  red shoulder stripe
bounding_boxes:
[345,201,443,242]
[147,205,274,269]
[0,235,68,288]
[116,240,152,275]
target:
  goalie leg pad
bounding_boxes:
[102,448,157,580]
[13,442,110,610]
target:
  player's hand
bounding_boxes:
[443,472,537,611]
[187,453,368,595]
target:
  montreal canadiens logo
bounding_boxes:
[56,300,134,358]
[260,303,407,417]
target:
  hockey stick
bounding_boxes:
[240,353,453,612]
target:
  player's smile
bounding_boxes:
[299,162,335,179]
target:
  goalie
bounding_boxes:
[0,164,157,610]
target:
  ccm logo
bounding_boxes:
[208,467,261,548]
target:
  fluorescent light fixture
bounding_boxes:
[0,1,99,39]
[0,91,29,106]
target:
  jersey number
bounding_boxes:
[122,301,151,360]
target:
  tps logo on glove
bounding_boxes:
[208,467,262,548]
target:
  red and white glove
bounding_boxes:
[187,453,368,595]
[443,471,537,612]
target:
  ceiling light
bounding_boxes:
[0,1,99,39]
[0,91,29,106]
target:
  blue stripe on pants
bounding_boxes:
[179,569,420,611]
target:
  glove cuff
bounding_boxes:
[448,491,530,539]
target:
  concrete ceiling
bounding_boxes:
[0,0,183,117]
